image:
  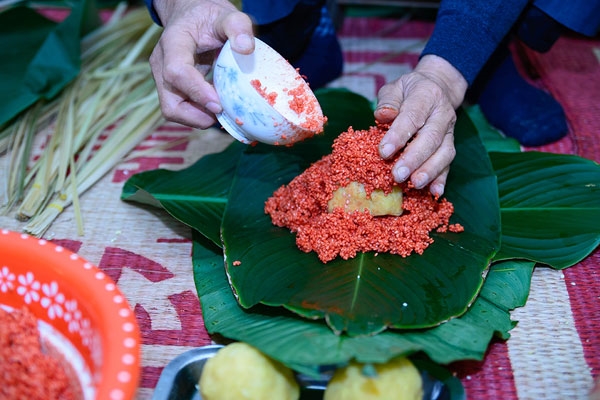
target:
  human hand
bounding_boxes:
[375,54,468,197]
[149,0,254,129]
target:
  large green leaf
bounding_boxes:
[193,231,533,373]
[122,143,245,245]
[464,105,521,153]
[491,151,600,268]
[121,89,501,336]
[0,0,101,127]
[221,107,501,335]
[120,87,599,373]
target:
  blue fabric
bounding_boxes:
[534,0,600,36]
[242,0,302,25]
[292,5,343,88]
[516,5,563,53]
[251,0,324,61]
[478,53,568,146]
[421,0,530,85]
[144,0,161,25]
[422,0,600,85]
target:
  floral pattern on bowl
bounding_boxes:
[213,38,325,146]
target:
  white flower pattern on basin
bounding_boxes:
[0,229,140,400]
[5,265,96,350]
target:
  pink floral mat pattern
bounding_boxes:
[1,15,598,399]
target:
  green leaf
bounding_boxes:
[121,142,245,245]
[0,1,101,126]
[412,358,466,400]
[121,90,501,335]
[463,105,521,153]
[492,151,600,268]
[120,86,598,377]
[120,88,373,244]
[221,108,501,335]
[193,231,533,371]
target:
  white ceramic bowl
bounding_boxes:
[213,38,326,146]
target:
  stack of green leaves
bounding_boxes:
[0,0,99,127]
[0,2,164,236]
[121,89,600,378]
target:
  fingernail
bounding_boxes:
[393,166,410,182]
[431,183,445,197]
[412,172,429,189]
[380,143,395,159]
[206,101,222,114]
[234,34,253,52]
[374,105,398,121]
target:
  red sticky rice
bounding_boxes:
[250,79,277,105]
[252,76,326,134]
[264,124,463,263]
[284,77,327,132]
[0,307,79,399]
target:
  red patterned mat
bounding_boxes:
[453,31,600,399]
[1,14,598,400]
[521,33,600,396]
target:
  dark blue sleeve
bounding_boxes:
[421,0,530,85]
[534,0,600,36]
[242,0,303,25]
[144,0,162,26]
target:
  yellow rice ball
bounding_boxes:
[199,342,300,400]
[324,357,423,400]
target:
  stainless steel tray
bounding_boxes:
[153,345,455,400]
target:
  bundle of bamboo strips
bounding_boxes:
[0,4,165,237]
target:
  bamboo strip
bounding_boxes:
[1,6,166,236]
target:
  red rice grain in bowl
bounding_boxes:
[286,82,328,133]
[0,307,81,399]
[250,79,278,106]
[251,76,327,141]
[264,124,464,263]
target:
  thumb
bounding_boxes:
[221,11,255,54]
